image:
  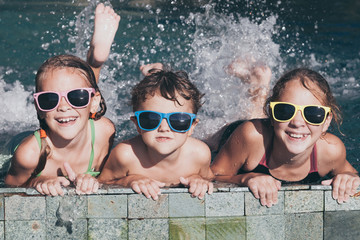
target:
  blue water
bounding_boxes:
[0,0,359,175]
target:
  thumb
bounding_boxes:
[180,177,189,186]
[63,162,76,182]
[58,177,71,187]
[154,180,166,187]
[321,178,333,186]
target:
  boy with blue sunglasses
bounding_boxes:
[99,68,214,200]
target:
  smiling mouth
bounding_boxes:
[56,117,77,124]
[287,132,309,139]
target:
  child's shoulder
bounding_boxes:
[94,117,115,135]
[317,132,346,161]
[111,136,144,162]
[184,137,211,163]
[13,134,41,169]
[231,119,270,144]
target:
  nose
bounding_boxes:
[57,96,71,112]
[157,118,170,132]
[289,110,306,127]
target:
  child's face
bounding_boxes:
[272,79,332,155]
[132,91,198,156]
[37,68,100,140]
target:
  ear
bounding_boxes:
[90,91,101,114]
[322,112,333,133]
[130,116,142,134]
[187,118,199,136]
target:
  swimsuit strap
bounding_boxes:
[84,119,100,177]
[309,143,318,173]
[34,130,42,149]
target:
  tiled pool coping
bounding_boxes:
[1,184,359,239]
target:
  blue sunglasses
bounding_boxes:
[134,111,197,133]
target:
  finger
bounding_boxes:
[150,181,161,195]
[154,180,166,188]
[258,190,268,206]
[48,183,59,197]
[35,184,45,195]
[250,185,260,199]
[265,190,273,207]
[321,179,333,186]
[191,183,203,198]
[179,177,189,186]
[139,184,151,199]
[189,181,197,194]
[198,183,208,199]
[337,179,346,203]
[131,183,141,194]
[92,180,99,193]
[41,183,50,196]
[54,182,64,196]
[145,183,159,200]
[208,182,214,195]
[58,177,71,187]
[63,162,76,182]
[351,178,360,196]
[84,177,95,194]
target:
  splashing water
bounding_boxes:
[0,0,359,172]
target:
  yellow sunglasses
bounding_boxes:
[270,102,331,125]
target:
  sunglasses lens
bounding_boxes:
[273,103,295,121]
[37,92,59,110]
[67,89,90,107]
[304,106,326,124]
[169,113,192,131]
[139,112,161,130]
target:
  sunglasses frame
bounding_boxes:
[270,101,331,125]
[33,88,95,112]
[134,110,197,133]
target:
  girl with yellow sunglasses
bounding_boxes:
[211,68,359,207]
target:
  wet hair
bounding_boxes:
[264,68,342,132]
[30,54,107,179]
[131,69,204,114]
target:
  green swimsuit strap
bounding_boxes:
[84,119,100,177]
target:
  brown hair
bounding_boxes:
[30,54,107,180]
[264,68,342,132]
[131,69,204,114]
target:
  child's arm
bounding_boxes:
[98,141,165,200]
[5,137,72,196]
[87,3,120,83]
[211,120,281,207]
[179,139,214,199]
[320,134,360,203]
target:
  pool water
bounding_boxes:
[0,0,359,177]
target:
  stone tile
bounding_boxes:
[285,190,323,213]
[245,191,284,216]
[129,219,169,240]
[88,218,127,240]
[5,220,46,239]
[46,195,87,219]
[5,195,46,220]
[128,194,168,218]
[0,221,4,240]
[88,195,127,218]
[206,217,246,240]
[0,196,3,220]
[162,188,188,194]
[0,188,26,194]
[205,192,244,217]
[169,193,205,217]
[324,210,360,240]
[169,218,205,240]
[46,218,87,240]
[281,185,310,190]
[285,212,323,240]
[325,190,360,211]
[246,215,285,240]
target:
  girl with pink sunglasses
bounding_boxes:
[5,4,119,196]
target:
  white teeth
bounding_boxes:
[288,133,306,138]
[57,117,76,123]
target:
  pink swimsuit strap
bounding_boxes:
[259,144,318,173]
